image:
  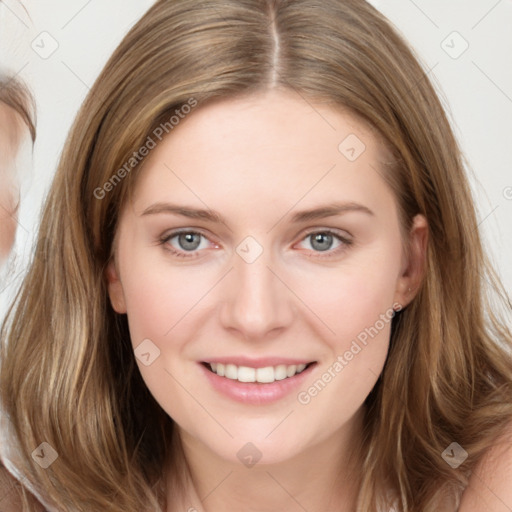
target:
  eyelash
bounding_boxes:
[158,229,353,259]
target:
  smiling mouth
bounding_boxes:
[201,361,317,384]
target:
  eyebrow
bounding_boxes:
[140,201,374,223]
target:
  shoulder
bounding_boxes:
[458,422,512,512]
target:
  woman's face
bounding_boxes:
[0,103,24,263]
[107,89,426,465]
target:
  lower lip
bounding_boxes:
[199,362,317,405]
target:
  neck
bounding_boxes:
[165,407,367,512]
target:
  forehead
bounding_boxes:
[129,89,396,220]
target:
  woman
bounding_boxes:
[0,74,35,266]
[1,1,511,511]
[0,74,38,509]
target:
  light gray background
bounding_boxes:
[1,0,511,302]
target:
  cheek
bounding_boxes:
[303,277,395,400]
[117,251,204,418]
[289,242,401,407]
[291,242,402,346]
[293,267,398,427]
[116,224,205,343]
[121,264,200,347]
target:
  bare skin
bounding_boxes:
[0,103,27,264]
[106,89,427,511]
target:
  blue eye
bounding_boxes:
[173,232,203,251]
[159,229,352,259]
[160,231,211,258]
[309,232,336,251]
[298,230,352,257]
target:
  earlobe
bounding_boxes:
[394,214,428,308]
[105,259,127,314]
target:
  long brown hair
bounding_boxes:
[1,1,511,510]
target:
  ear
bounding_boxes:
[394,214,428,309]
[105,258,127,314]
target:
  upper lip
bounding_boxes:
[201,357,316,368]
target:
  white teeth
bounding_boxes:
[207,362,310,383]
[256,366,274,383]
[225,364,237,380]
[238,366,256,382]
[286,365,297,377]
[274,365,288,381]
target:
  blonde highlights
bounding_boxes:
[1,1,511,511]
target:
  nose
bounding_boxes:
[219,246,295,340]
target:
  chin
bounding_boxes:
[206,432,307,467]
